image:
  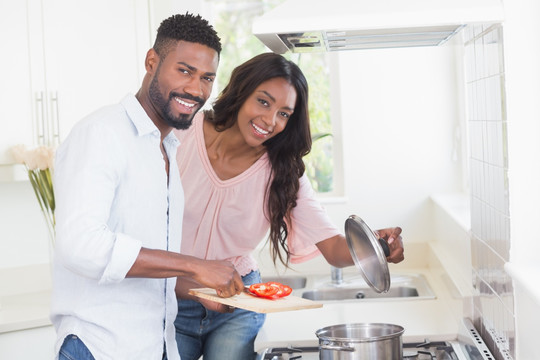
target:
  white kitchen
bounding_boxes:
[1,0,539,359]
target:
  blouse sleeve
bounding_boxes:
[287,174,342,263]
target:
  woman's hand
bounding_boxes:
[376,227,404,263]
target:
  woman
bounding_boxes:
[173,53,404,360]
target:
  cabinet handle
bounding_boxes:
[35,91,46,146]
[50,91,60,145]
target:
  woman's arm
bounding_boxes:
[315,234,354,267]
[316,227,404,267]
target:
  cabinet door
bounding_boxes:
[0,325,55,359]
[42,0,151,144]
[0,0,151,165]
[0,1,39,164]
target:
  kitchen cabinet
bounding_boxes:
[0,0,34,164]
[0,0,151,165]
[0,325,55,360]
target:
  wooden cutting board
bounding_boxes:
[188,288,323,313]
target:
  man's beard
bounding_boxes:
[148,69,205,130]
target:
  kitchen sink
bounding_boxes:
[261,275,307,289]
[302,286,418,300]
[259,273,435,301]
[301,273,435,301]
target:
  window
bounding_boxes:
[206,0,342,196]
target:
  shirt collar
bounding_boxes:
[121,93,160,137]
[121,93,180,148]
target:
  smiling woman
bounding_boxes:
[239,77,296,145]
[206,0,339,195]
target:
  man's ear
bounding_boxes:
[145,48,160,73]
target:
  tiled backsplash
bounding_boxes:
[463,24,515,360]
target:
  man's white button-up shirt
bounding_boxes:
[51,94,183,360]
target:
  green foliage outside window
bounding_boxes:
[211,0,334,193]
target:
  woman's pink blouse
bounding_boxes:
[174,114,341,276]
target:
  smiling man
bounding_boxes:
[51,13,244,360]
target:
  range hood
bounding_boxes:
[252,0,504,53]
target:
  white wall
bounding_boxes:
[0,181,51,269]
[461,22,514,358]
[502,0,540,358]
[504,0,540,263]
[322,40,466,243]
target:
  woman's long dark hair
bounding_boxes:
[207,53,312,266]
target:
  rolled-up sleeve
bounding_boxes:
[100,232,142,283]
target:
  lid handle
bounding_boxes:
[378,238,390,257]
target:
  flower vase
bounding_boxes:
[10,144,56,273]
[46,220,55,274]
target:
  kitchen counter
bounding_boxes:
[0,290,51,333]
[0,264,52,334]
[255,242,469,351]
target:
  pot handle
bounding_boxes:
[320,344,355,352]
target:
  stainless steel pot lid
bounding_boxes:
[345,215,390,293]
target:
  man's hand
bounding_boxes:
[175,274,238,313]
[191,259,244,298]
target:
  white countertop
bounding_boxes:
[0,290,51,333]
[0,263,52,333]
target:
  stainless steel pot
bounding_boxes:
[315,323,404,360]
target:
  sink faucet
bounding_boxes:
[330,266,343,285]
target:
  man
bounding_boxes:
[51,13,244,360]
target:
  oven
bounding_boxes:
[256,318,496,360]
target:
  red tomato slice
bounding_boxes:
[248,282,293,299]
[248,283,279,298]
[267,282,292,298]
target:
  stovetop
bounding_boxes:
[257,319,496,360]
[258,340,471,359]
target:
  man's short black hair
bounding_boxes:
[153,13,222,58]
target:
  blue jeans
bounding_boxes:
[58,335,95,360]
[59,334,168,360]
[175,270,266,360]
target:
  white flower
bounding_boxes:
[25,151,39,170]
[11,144,28,164]
[35,146,53,170]
[46,146,55,170]
[10,144,55,170]
[10,144,56,244]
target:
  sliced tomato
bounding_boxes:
[248,283,279,298]
[267,282,292,298]
[248,282,292,299]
